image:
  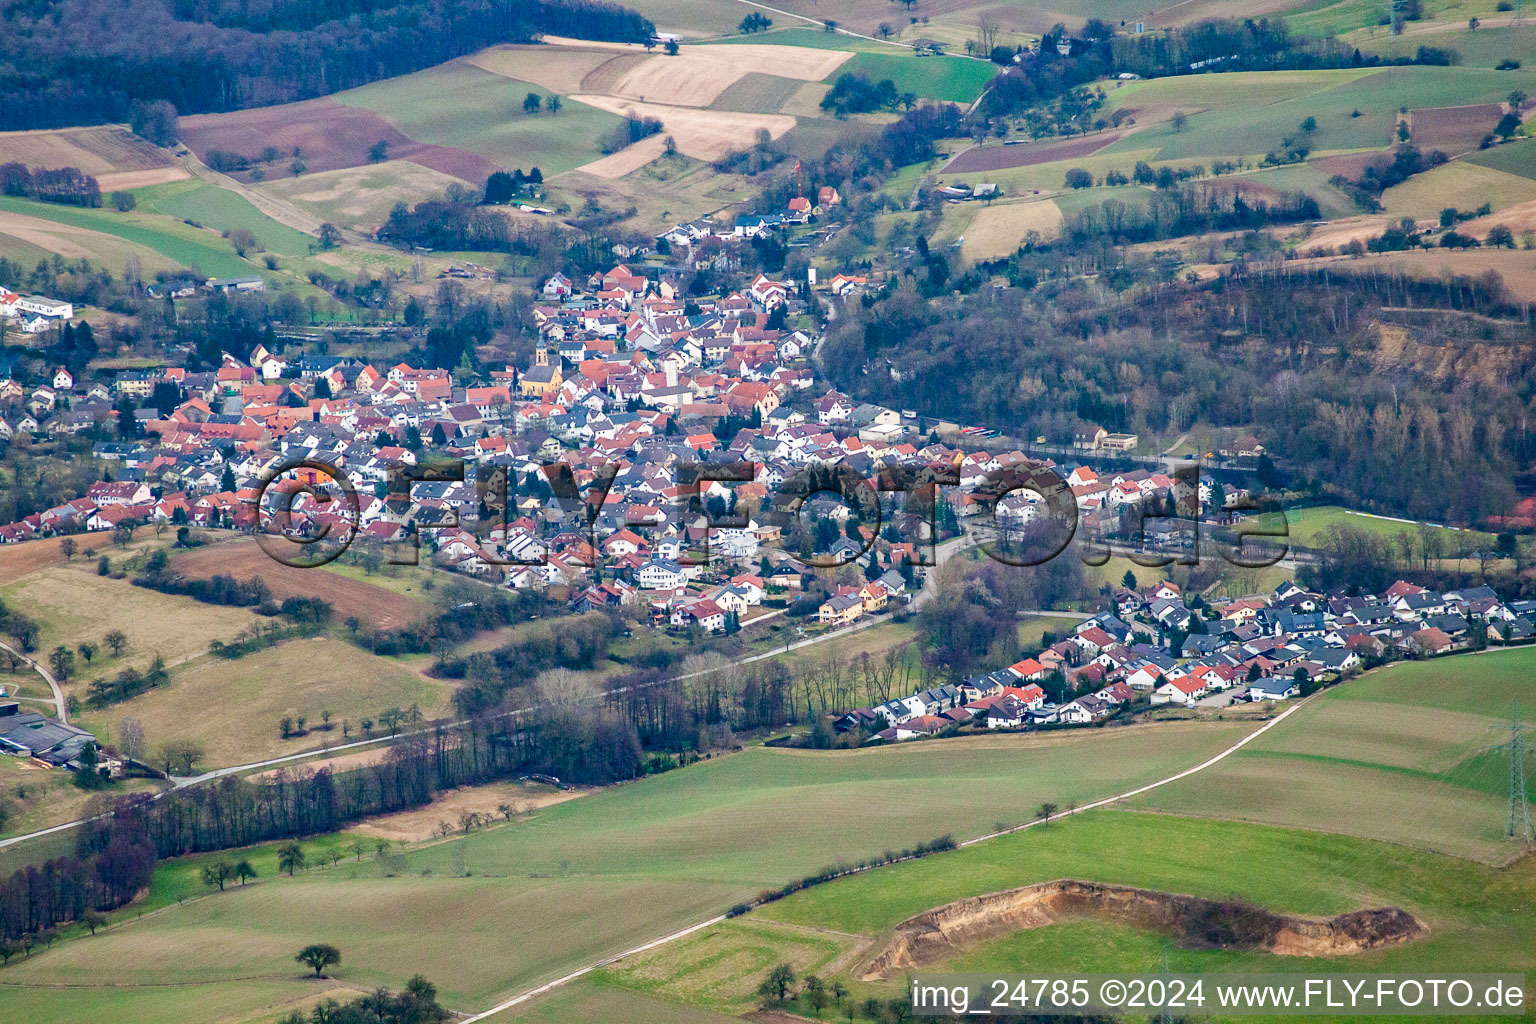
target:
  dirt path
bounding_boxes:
[179,148,343,242]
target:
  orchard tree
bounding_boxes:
[295,943,341,977]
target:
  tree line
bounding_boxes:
[0,164,102,207]
[821,267,1534,526]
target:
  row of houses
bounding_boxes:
[832,576,1533,744]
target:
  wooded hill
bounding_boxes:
[0,0,654,128]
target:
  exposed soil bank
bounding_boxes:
[862,879,1425,978]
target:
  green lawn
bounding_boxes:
[133,180,316,257]
[1353,22,1536,69]
[1330,645,1536,720]
[335,62,624,175]
[0,195,257,278]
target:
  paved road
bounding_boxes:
[461,699,1310,1020]
[0,639,67,723]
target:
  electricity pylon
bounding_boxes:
[1505,700,1533,846]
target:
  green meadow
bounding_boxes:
[0,722,1251,1019]
[133,180,317,258]
[0,195,256,278]
[335,62,624,175]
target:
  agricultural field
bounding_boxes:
[1283,504,1494,548]
[170,538,434,631]
[179,96,498,185]
[0,208,182,277]
[257,159,467,232]
[1465,137,1536,180]
[0,125,186,192]
[0,195,256,279]
[961,198,1065,259]
[73,636,450,769]
[0,721,1255,1018]
[618,0,748,38]
[1350,20,1536,70]
[1287,0,1491,38]
[736,810,1536,1016]
[337,62,624,178]
[504,978,740,1024]
[709,73,814,114]
[555,153,749,233]
[834,51,1001,105]
[944,130,1128,173]
[1101,65,1536,164]
[1132,647,1536,863]
[1383,158,1536,219]
[0,563,265,679]
[132,179,317,258]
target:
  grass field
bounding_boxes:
[601,916,856,1014]
[74,637,449,768]
[0,195,256,278]
[1131,647,1536,863]
[961,198,1065,259]
[257,159,465,231]
[336,62,625,176]
[1102,66,1536,163]
[1284,504,1494,548]
[833,51,1000,105]
[505,978,741,1023]
[1352,21,1536,69]
[0,211,182,278]
[1464,137,1536,181]
[0,564,264,680]
[0,722,1255,1018]
[132,179,317,257]
[1381,159,1536,219]
[618,0,747,37]
[0,760,161,841]
[636,808,1536,1018]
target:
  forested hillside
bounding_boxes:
[822,268,1535,525]
[0,0,653,128]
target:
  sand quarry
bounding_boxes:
[862,879,1425,978]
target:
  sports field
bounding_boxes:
[0,722,1253,1018]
